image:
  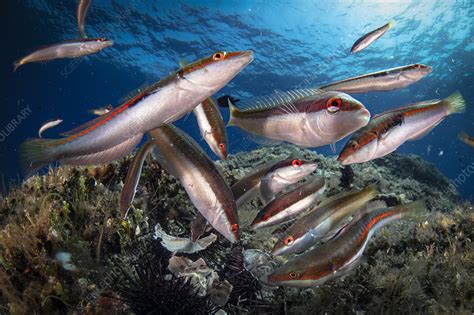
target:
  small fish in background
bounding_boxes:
[251,176,326,230]
[338,91,466,165]
[77,0,92,38]
[193,97,228,160]
[38,118,63,138]
[319,64,432,94]
[150,124,239,243]
[272,185,378,256]
[351,20,394,54]
[88,104,113,116]
[459,132,474,148]
[120,140,154,219]
[259,157,318,204]
[13,38,113,71]
[227,89,370,148]
[267,200,425,287]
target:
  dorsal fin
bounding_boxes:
[238,88,323,111]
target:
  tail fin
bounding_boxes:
[20,138,61,177]
[444,91,466,114]
[226,98,238,127]
[400,200,426,219]
[217,95,240,108]
[13,60,22,72]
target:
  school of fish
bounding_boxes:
[14,2,470,289]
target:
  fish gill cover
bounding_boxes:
[1,0,473,314]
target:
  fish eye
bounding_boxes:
[350,141,359,150]
[292,159,302,167]
[218,143,225,150]
[231,223,239,233]
[284,236,294,245]
[326,97,342,113]
[212,51,226,61]
[288,271,300,279]
[415,63,421,68]
[176,69,185,78]
[97,38,105,42]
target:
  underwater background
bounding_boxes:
[2,0,474,199]
[1,1,474,314]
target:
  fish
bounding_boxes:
[267,200,426,287]
[319,64,432,94]
[149,124,239,243]
[88,104,113,116]
[120,139,154,219]
[38,118,63,138]
[13,38,113,71]
[227,89,370,148]
[193,97,228,160]
[77,0,91,38]
[259,157,318,204]
[20,50,253,175]
[230,155,288,208]
[231,154,315,208]
[459,132,474,148]
[191,213,210,242]
[350,20,394,54]
[250,176,326,230]
[272,185,378,256]
[338,91,466,165]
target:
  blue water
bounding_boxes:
[2,0,473,199]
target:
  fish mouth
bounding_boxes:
[229,50,254,65]
[102,40,114,47]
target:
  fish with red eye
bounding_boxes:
[250,176,326,230]
[192,96,228,160]
[326,97,342,113]
[292,159,302,167]
[259,156,318,205]
[268,201,425,288]
[226,89,370,148]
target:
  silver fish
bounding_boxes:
[338,91,466,165]
[251,177,326,230]
[319,64,432,94]
[268,200,425,287]
[77,0,92,38]
[149,124,239,243]
[13,38,113,71]
[351,20,394,54]
[227,89,370,148]
[193,97,228,160]
[38,118,63,138]
[120,139,154,219]
[259,158,318,204]
[272,185,378,256]
[20,50,253,175]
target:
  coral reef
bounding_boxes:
[0,145,472,314]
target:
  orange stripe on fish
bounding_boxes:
[357,209,397,243]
